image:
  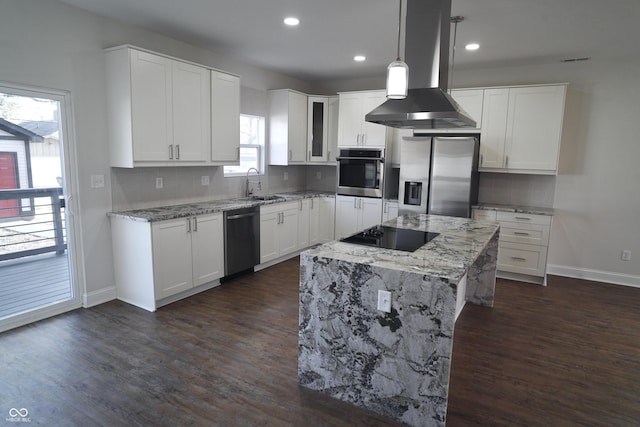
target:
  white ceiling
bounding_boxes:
[58,0,640,82]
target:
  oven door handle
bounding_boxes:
[336,157,384,161]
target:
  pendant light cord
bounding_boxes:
[449,16,463,94]
[396,0,402,61]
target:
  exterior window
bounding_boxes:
[224,114,264,176]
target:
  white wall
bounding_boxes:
[0,0,313,304]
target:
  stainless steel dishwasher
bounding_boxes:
[223,205,260,277]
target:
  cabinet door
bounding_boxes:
[337,93,364,147]
[289,91,308,163]
[361,91,387,147]
[298,199,311,248]
[480,88,509,169]
[152,218,192,299]
[383,200,399,222]
[130,50,173,161]
[326,96,339,164]
[259,210,279,263]
[279,205,299,255]
[172,60,210,162]
[335,195,359,239]
[505,85,566,172]
[318,196,335,243]
[359,197,383,230]
[307,97,328,162]
[191,213,224,286]
[309,198,321,245]
[211,71,240,164]
[451,89,484,129]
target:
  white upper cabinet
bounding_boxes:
[106,47,212,167]
[269,89,308,165]
[451,89,484,130]
[211,70,240,164]
[338,90,387,148]
[307,96,329,163]
[480,84,567,174]
[326,96,339,164]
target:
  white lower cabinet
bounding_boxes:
[382,200,399,222]
[335,195,382,239]
[298,199,311,248]
[111,213,224,311]
[298,196,335,247]
[317,196,335,244]
[260,201,299,264]
[472,208,552,285]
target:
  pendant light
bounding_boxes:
[386,0,408,99]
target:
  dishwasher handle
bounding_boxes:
[226,212,257,220]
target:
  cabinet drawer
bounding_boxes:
[498,242,547,277]
[499,222,550,246]
[472,209,497,222]
[496,211,552,226]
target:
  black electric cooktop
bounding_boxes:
[340,225,440,252]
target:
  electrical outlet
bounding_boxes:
[90,174,105,189]
[316,171,322,180]
[284,172,289,181]
[377,290,392,313]
[201,175,210,186]
[621,250,631,261]
[155,177,163,189]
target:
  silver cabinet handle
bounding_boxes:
[362,134,366,146]
[236,146,240,161]
[308,150,311,161]
[187,217,191,233]
[505,155,509,168]
[289,150,292,161]
[480,154,483,166]
[299,200,303,211]
[511,256,527,261]
[358,199,363,209]
[515,216,531,221]
[514,231,530,236]
[280,212,284,224]
[169,144,174,159]
[176,144,180,160]
[311,198,314,209]
[384,202,388,213]
[193,216,198,232]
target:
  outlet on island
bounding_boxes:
[155,177,163,189]
[377,290,392,313]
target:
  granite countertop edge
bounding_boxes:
[108,191,335,223]
[473,203,554,216]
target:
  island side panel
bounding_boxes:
[298,253,457,427]
[465,229,499,307]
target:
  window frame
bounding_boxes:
[224,114,265,177]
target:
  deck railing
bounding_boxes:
[0,187,66,262]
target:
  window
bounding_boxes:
[224,114,265,176]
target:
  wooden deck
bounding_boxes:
[0,252,71,319]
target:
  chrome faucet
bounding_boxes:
[245,167,262,197]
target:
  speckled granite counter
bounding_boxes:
[108,191,334,222]
[473,203,554,216]
[298,214,499,427]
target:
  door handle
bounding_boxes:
[169,144,174,160]
[187,217,192,233]
[511,256,527,262]
[193,216,198,232]
[176,144,180,160]
[514,216,531,221]
[514,231,530,236]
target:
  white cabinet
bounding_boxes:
[472,208,552,285]
[111,213,224,311]
[260,201,299,263]
[318,196,336,243]
[335,195,382,239]
[479,84,566,174]
[337,90,388,148]
[105,46,211,167]
[382,200,399,222]
[211,70,240,164]
[451,89,484,130]
[269,89,308,165]
[326,96,339,164]
[307,96,329,163]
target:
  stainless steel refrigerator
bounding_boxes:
[398,135,479,218]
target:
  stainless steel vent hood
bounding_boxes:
[365,0,476,129]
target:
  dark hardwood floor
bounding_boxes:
[1,257,639,426]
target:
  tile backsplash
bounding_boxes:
[478,172,556,208]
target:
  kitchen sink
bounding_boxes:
[249,195,284,201]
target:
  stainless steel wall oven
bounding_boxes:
[336,148,385,198]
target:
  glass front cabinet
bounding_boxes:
[307,96,329,163]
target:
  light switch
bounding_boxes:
[155,177,163,189]
[201,175,210,186]
[377,290,392,313]
[90,174,105,189]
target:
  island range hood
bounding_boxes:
[365,0,476,129]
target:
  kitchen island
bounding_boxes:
[298,214,500,426]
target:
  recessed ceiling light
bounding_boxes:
[465,43,480,51]
[354,55,366,62]
[284,17,300,26]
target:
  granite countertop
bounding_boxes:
[303,214,499,284]
[108,190,335,222]
[473,203,554,216]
